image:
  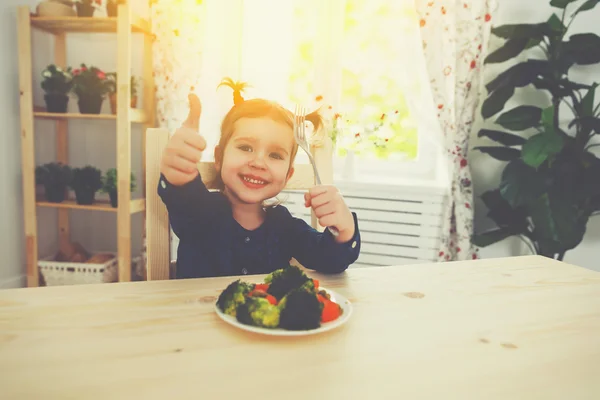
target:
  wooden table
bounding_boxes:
[1,255,599,399]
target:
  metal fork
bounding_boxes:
[294,105,340,237]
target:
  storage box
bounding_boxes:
[39,252,141,286]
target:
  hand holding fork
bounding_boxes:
[294,105,356,243]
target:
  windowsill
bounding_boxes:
[333,173,450,192]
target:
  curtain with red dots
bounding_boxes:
[416,0,497,261]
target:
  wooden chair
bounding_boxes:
[144,127,334,280]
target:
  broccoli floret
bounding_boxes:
[300,279,316,294]
[216,279,254,317]
[266,265,310,300]
[279,288,323,330]
[236,297,280,328]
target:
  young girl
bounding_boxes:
[158,83,361,279]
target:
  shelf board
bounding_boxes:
[30,15,151,35]
[34,109,147,123]
[37,199,145,214]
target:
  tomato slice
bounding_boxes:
[321,299,341,322]
[254,283,269,291]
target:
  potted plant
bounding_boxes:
[69,166,103,205]
[35,162,72,203]
[472,0,600,261]
[74,0,98,17]
[72,64,111,114]
[106,73,139,114]
[101,168,136,208]
[40,64,73,113]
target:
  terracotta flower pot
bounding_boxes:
[76,3,95,17]
[109,93,138,114]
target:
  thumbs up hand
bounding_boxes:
[160,93,206,186]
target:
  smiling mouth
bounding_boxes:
[240,174,269,187]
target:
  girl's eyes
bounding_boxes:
[236,145,285,160]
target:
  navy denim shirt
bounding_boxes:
[158,173,361,279]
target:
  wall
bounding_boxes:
[471,0,600,271]
[0,0,145,288]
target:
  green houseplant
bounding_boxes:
[72,64,111,114]
[101,168,136,208]
[41,64,73,113]
[69,166,103,205]
[473,0,600,260]
[35,163,72,203]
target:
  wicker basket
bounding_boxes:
[39,252,142,286]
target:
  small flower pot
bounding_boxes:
[109,93,117,114]
[78,94,103,114]
[109,94,138,114]
[76,3,95,17]
[44,184,67,203]
[44,93,69,113]
[109,190,118,208]
[107,1,118,17]
[74,188,96,205]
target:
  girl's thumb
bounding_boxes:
[182,93,202,131]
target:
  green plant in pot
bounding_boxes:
[41,64,73,113]
[473,0,600,261]
[35,163,72,203]
[101,168,136,208]
[69,166,103,205]
[72,64,111,114]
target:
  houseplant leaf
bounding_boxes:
[550,0,579,8]
[485,37,530,64]
[530,192,588,252]
[499,159,547,207]
[481,189,529,230]
[472,228,517,247]
[521,133,564,168]
[571,0,599,16]
[495,106,543,131]
[485,60,548,93]
[481,86,515,119]
[491,23,546,39]
[473,146,521,161]
[565,33,600,65]
[546,14,566,35]
[568,116,600,133]
[581,83,598,116]
[477,129,527,146]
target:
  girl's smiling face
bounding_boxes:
[216,117,295,205]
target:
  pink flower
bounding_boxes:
[97,71,106,80]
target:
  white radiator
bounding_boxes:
[282,182,448,268]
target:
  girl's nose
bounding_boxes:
[248,152,267,169]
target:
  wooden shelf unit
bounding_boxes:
[34,109,148,123]
[17,4,155,287]
[36,198,146,214]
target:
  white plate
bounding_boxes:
[214,286,353,336]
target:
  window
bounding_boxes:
[194,0,444,185]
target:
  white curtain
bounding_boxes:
[415,0,497,261]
